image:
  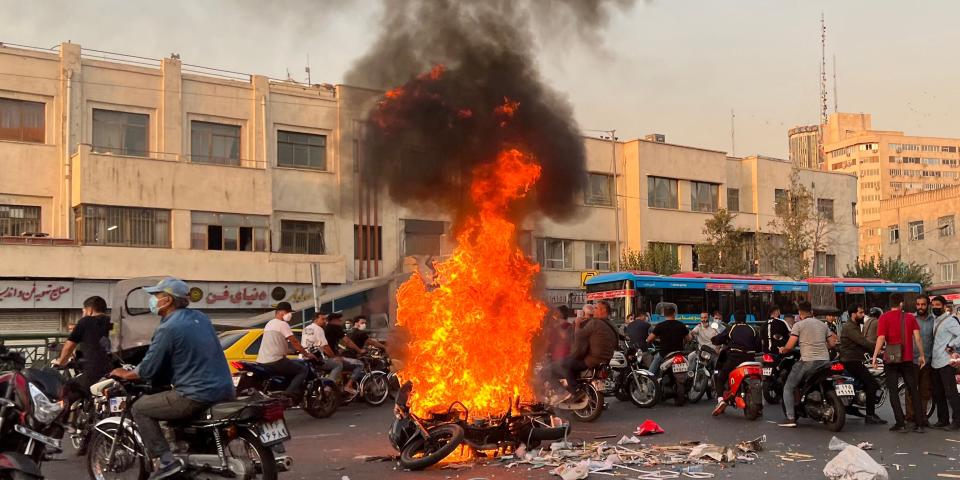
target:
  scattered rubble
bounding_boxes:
[823,445,888,480]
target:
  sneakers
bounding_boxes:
[912,424,926,434]
[778,420,797,428]
[889,423,908,433]
[930,422,950,430]
[148,459,183,480]
[711,400,727,416]
[864,415,888,425]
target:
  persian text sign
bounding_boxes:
[190,283,314,309]
[0,281,74,308]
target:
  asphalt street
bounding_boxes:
[46,397,960,480]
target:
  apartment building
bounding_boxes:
[0,42,623,332]
[788,125,821,170]
[817,112,960,259]
[879,185,959,288]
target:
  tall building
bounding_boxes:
[879,185,959,288]
[820,112,960,259]
[788,125,822,169]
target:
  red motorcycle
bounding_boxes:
[713,360,764,420]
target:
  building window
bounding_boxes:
[537,238,573,270]
[0,204,41,236]
[354,225,383,260]
[817,198,834,222]
[826,254,837,277]
[279,220,325,254]
[584,241,612,271]
[190,211,268,252]
[585,173,614,206]
[774,189,789,213]
[909,220,925,241]
[690,181,719,212]
[75,205,170,247]
[0,98,44,143]
[277,130,327,170]
[191,121,240,165]
[92,109,148,157]
[403,219,445,256]
[939,215,955,237]
[942,262,958,284]
[852,202,857,225]
[726,188,740,212]
[888,225,899,244]
[647,177,678,209]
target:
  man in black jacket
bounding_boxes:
[711,311,760,415]
[762,304,791,355]
[840,304,886,425]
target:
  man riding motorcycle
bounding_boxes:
[711,311,760,415]
[108,277,235,480]
[550,301,618,404]
[762,304,791,355]
[257,302,317,401]
[688,311,721,366]
[839,304,886,425]
[777,301,838,428]
[647,305,692,374]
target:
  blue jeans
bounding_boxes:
[782,360,829,420]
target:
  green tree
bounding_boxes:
[697,208,750,274]
[615,244,681,275]
[845,255,933,289]
[763,167,835,280]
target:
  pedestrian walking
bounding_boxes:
[929,295,960,430]
[872,293,928,433]
[906,296,936,423]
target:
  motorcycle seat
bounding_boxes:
[737,362,761,368]
[202,400,257,421]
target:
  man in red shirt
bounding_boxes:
[872,293,928,433]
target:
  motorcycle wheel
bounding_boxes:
[744,394,763,421]
[225,428,278,480]
[303,382,339,419]
[825,391,847,432]
[762,379,782,405]
[571,385,604,422]
[627,372,659,408]
[387,372,401,400]
[688,368,708,404]
[87,424,148,480]
[399,424,465,471]
[361,372,390,407]
[673,375,687,407]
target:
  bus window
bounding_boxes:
[865,292,886,311]
[748,291,773,323]
[705,290,741,324]
[840,293,867,315]
[636,288,663,320]
[772,291,803,315]
[671,288,706,322]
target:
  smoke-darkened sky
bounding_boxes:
[5,0,960,157]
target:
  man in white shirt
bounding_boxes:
[301,312,343,381]
[257,302,316,398]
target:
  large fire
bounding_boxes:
[396,146,547,418]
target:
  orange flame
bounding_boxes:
[396,148,547,418]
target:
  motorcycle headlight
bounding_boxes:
[700,351,712,361]
[29,383,63,424]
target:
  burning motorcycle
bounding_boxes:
[389,382,569,471]
[781,362,850,431]
[87,377,292,479]
[233,355,340,419]
[714,360,763,420]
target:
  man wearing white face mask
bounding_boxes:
[258,302,316,400]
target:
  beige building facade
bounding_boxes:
[818,112,960,259]
[788,125,822,170]
[878,185,959,288]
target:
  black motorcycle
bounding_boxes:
[761,351,799,405]
[781,361,849,431]
[611,344,660,409]
[234,356,340,419]
[654,351,688,406]
[87,377,292,480]
[389,382,568,471]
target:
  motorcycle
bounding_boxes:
[87,377,292,480]
[233,356,340,419]
[761,351,799,405]
[611,345,660,409]
[390,381,568,471]
[781,361,850,431]
[338,348,392,407]
[655,351,688,407]
[844,354,905,418]
[686,345,717,403]
[714,360,763,420]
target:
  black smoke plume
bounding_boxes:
[347,0,633,222]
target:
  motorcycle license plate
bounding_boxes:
[672,363,688,373]
[232,376,241,387]
[109,397,125,413]
[762,368,772,377]
[835,384,855,397]
[258,419,290,445]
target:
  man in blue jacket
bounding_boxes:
[110,277,235,480]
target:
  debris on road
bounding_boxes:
[618,435,642,445]
[828,436,874,452]
[823,445,888,480]
[635,420,665,436]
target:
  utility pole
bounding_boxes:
[609,130,621,265]
[817,12,828,170]
[730,109,736,157]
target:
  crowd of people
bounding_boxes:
[540,292,960,432]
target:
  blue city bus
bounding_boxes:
[584,272,922,326]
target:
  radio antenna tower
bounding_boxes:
[819,13,828,124]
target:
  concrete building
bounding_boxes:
[788,125,822,169]
[618,137,858,276]
[878,185,960,288]
[819,112,960,259]
[0,42,620,333]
